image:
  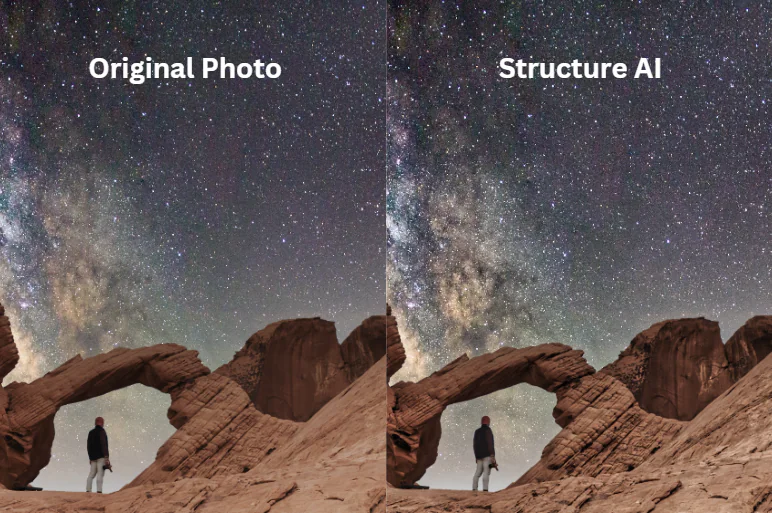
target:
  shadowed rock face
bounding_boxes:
[341,315,388,381]
[214,318,350,422]
[725,315,772,381]
[386,314,405,379]
[0,304,18,380]
[214,316,386,421]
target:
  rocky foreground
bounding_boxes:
[387,315,772,512]
[0,302,388,512]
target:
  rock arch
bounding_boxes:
[0,302,210,489]
[387,335,594,487]
[386,319,686,488]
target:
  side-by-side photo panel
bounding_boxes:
[387,1,772,511]
[0,1,386,512]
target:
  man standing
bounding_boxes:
[86,417,110,493]
[472,415,496,492]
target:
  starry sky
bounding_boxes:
[0,1,384,492]
[387,1,772,491]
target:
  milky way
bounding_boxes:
[387,2,772,491]
[1,1,384,492]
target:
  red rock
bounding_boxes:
[386,314,772,512]
[515,372,684,485]
[387,338,772,512]
[386,315,405,379]
[340,315,387,382]
[725,315,772,381]
[387,339,594,487]
[214,318,350,422]
[0,350,387,513]
[215,316,387,422]
[601,317,772,421]
[0,304,387,511]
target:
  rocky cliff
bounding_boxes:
[599,317,772,420]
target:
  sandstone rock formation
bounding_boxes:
[1,342,209,489]
[725,315,772,381]
[215,316,385,421]
[387,314,772,512]
[386,314,405,379]
[388,337,772,512]
[341,315,388,382]
[0,304,18,380]
[387,341,595,486]
[513,371,684,485]
[601,316,772,420]
[129,372,300,486]
[0,358,387,513]
[0,301,388,512]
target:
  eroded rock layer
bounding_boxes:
[0,358,388,513]
[388,315,772,489]
[129,373,300,486]
[515,372,683,484]
[0,303,388,500]
[388,341,772,512]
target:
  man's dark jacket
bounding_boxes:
[473,425,495,460]
[87,425,109,461]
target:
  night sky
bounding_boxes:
[1,1,384,492]
[387,2,772,491]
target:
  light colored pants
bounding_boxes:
[472,456,491,491]
[86,458,106,493]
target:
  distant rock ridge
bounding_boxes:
[387,314,772,489]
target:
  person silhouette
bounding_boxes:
[472,415,496,491]
[86,417,110,493]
